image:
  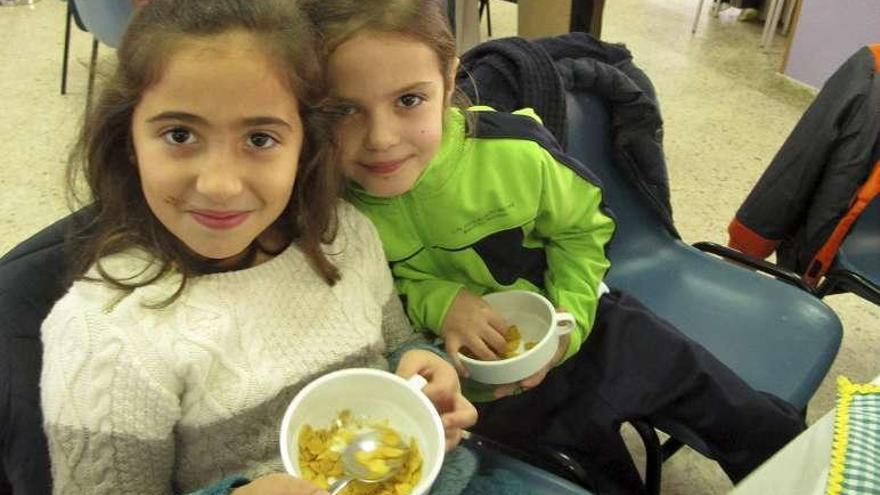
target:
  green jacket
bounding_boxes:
[348,107,615,362]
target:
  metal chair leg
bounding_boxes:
[691,0,706,34]
[479,0,492,37]
[760,0,785,50]
[660,437,685,462]
[61,0,73,95]
[86,37,98,114]
[631,420,662,495]
[816,277,836,298]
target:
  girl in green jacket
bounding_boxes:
[304,0,806,492]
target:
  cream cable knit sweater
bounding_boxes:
[40,203,417,494]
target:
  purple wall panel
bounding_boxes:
[784,0,879,89]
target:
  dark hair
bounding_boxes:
[301,0,459,101]
[67,0,342,301]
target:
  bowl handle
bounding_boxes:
[405,374,429,391]
[554,312,577,336]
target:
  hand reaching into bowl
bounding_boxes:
[493,333,571,399]
[440,289,510,375]
[396,350,478,451]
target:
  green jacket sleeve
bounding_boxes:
[395,278,465,336]
[535,151,615,360]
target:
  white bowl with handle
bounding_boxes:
[279,368,445,494]
[459,290,576,384]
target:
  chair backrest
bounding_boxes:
[562,92,680,291]
[837,196,880,285]
[70,0,134,48]
[563,90,842,410]
[824,195,880,304]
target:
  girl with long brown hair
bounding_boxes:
[40,1,476,493]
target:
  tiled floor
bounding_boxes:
[1,1,877,493]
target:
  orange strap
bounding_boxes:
[871,44,880,72]
[805,161,880,286]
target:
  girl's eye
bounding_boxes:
[398,94,425,108]
[162,127,196,145]
[325,104,359,116]
[248,132,278,149]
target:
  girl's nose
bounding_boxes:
[364,113,400,151]
[195,152,243,202]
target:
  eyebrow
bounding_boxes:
[332,81,436,102]
[146,111,292,129]
[390,81,435,97]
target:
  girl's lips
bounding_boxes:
[361,158,406,175]
[190,210,250,230]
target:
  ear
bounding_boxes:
[445,57,460,104]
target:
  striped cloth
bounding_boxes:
[827,377,880,495]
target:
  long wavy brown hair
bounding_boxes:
[300,0,460,106]
[67,0,342,302]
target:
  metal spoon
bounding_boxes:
[327,430,409,495]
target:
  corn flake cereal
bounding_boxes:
[298,410,422,495]
[501,325,537,359]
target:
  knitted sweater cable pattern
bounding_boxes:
[40,203,417,494]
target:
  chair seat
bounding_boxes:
[608,239,841,409]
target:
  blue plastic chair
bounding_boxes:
[60,0,133,98]
[817,196,880,305]
[563,90,843,488]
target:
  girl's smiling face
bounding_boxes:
[326,30,453,198]
[131,31,303,261]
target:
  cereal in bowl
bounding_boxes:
[298,410,422,494]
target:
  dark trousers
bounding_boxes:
[472,290,805,494]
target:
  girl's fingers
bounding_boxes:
[450,354,469,378]
[441,406,477,430]
[444,429,463,451]
[486,311,510,335]
[422,376,457,410]
[493,382,518,399]
[480,324,508,356]
[441,397,475,451]
[444,338,470,378]
[519,366,550,389]
[463,337,499,361]
[440,400,477,451]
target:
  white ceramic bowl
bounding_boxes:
[459,290,575,384]
[279,368,445,494]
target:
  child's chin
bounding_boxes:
[186,242,252,265]
[366,183,410,198]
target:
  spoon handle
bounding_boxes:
[328,477,352,495]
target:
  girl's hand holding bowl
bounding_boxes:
[395,349,478,451]
[231,473,329,495]
[279,365,456,495]
[458,291,576,386]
